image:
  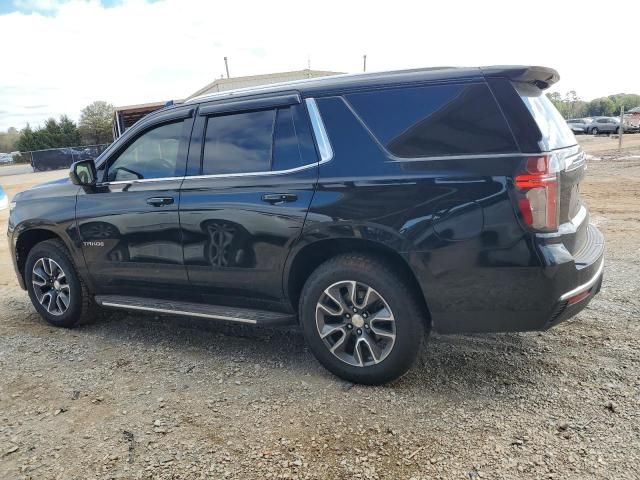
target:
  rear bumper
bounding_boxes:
[546,267,603,328]
[542,224,604,329]
[420,222,604,334]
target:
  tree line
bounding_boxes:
[0,101,114,154]
[547,91,640,119]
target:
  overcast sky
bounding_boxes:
[0,0,638,131]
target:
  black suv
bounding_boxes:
[8,66,604,384]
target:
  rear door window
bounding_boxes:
[201,106,310,175]
[512,82,576,150]
[271,107,300,171]
[345,83,518,157]
[202,110,275,175]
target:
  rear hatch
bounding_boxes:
[512,81,588,255]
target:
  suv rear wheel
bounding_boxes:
[299,254,426,384]
[25,239,96,328]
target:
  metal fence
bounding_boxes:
[13,144,110,171]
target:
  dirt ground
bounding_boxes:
[1,136,639,479]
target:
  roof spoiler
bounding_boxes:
[481,66,560,90]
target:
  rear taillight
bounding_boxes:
[514,155,559,232]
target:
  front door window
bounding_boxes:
[107,121,183,182]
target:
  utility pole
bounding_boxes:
[363,54,367,72]
[224,57,230,79]
[619,106,624,150]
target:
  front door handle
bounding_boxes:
[261,193,298,204]
[146,196,174,207]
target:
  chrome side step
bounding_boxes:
[94,295,296,326]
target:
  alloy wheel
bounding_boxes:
[31,257,71,316]
[315,280,396,367]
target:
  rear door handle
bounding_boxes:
[261,193,298,204]
[146,196,174,207]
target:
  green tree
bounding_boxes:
[79,101,114,145]
[607,93,640,114]
[59,115,81,146]
[15,124,37,151]
[587,97,616,116]
[14,116,81,152]
[546,91,588,119]
[564,90,587,119]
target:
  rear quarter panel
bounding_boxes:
[300,95,551,333]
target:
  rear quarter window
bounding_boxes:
[513,82,576,151]
[345,83,518,158]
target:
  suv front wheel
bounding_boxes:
[299,254,426,384]
[25,239,96,328]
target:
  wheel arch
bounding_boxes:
[284,237,431,327]
[15,228,70,287]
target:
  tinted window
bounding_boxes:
[272,107,301,171]
[346,83,517,157]
[202,110,275,175]
[291,103,318,165]
[513,82,576,150]
[107,121,183,182]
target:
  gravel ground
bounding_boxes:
[1,138,639,479]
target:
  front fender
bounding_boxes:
[9,192,91,292]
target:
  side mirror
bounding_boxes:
[70,159,97,187]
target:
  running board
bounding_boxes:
[94,295,296,326]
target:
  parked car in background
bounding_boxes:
[0,153,14,164]
[587,117,621,135]
[566,118,592,134]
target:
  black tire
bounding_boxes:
[299,254,427,385]
[615,127,620,134]
[25,239,96,328]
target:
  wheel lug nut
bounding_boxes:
[347,324,353,329]
[357,329,362,335]
[345,313,351,318]
[365,324,369,329]
[352,308,357,313]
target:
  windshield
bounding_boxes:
[513,82,577,150]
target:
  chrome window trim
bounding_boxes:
[101,94,568,186]
[96,152,538,186]
[305,98,334,162]
[98,160,322,186]
[99,97,336,186]
[387,152,531,162]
